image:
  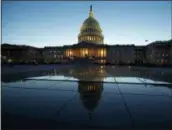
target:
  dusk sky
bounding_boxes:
[2,1,172,47]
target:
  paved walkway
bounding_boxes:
[2,79,172,129]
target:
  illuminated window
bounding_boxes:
[85,49,88,55]
[100,49,104,57]
[69,51,72,55]
[87,36,89,40]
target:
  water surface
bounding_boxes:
[2,65,172,129]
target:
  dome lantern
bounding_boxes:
[89,5,94,18]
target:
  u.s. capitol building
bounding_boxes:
[1,5,172,65]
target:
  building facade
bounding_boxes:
[107,45,135,64]
[135,46,146,64]
[146,41,172,65]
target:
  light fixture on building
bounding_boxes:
[8,59,12,63]
[69,51,72,55]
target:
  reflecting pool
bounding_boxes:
[2,65,172,129]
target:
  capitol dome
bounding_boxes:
[78,5,104,44]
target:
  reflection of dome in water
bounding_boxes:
[78,81,104,120]
[81,92,100,112]
[78,5,104,44]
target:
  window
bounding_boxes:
[89,36,91,40]
[87,36,89,40]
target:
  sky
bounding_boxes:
[2,1,172,47]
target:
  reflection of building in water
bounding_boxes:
[67,65,106,81]
[44,65,172,84]
[78,81,104,120]
[73,66,105,120]
[66,66,105,120]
